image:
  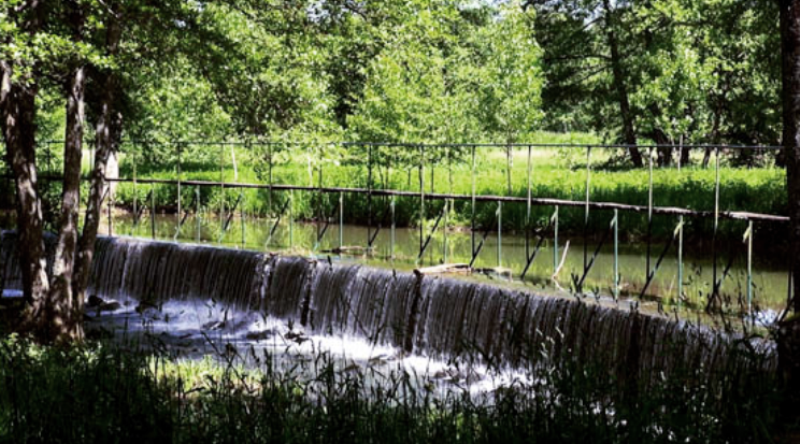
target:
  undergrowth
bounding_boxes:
[0,331,783,444]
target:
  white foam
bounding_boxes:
[1,289,23,298]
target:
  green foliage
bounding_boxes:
[348,1,544,146]
[110,142,786,242]
[0,331,782,443]
[532,0,781,147]
[3,0,785,162]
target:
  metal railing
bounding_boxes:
[7,140,791,320]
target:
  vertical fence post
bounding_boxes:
[584,147,591,273]
[419,145,425,259]
[367,144,373,249]
[314,143,322,250]
[240,187,245,247]
[132,150,138,235]
[390,195,396,260]
[678,215,684,310]
[647,146,654,277]
[150,182,156,240]
[289,189,294,251]
[177,143,182,228]
[268,143,274,217]
[677,147,684,310]
[196,186,201,243]
[443,199,448,263]
[746,220,754,322]
[471,145,476,258]
[107,183,113,236]
[444,147,451,263]
[497,201,502,269]
[219,144,225,243]
[553,205,559,275]
[613,209,619,301]
[526,145,532,261]
[713,147,720,296]
[339,192,344,252]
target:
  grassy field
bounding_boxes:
[0,133,786,243]
[101,139,786,243]
[0,332,782,443]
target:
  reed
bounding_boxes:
[0,330,782,444]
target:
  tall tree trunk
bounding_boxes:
[0,62,49,331]
[779,0,800,427]
[73,19,122,304]
[47,58,85,342]
[603,0,643,168]
[654,129,672,167]
[704,89,726,168]
[44,1,87,342]
[1,0,49,331]
[647,104,672,166]
[782,0,800,316]
[679,135,689,166]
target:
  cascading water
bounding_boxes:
[88,236,266,309]
[0,231,776,385]
[307,263,419,349]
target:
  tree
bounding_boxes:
[0,0,91,340]
[779,0,800,423]
[529,0,780,166]
[1,0,215,342]
[47,0,88,340]
[471,2,543,192]
[529,0,643,166]
[1,0,50,333]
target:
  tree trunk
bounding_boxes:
[779,0,800,427]
[603,0,642,168]
[646,105,673,167]
[782,0,800,316]
[73,19,122,304]
[47,60,85,342]
[679,135,689,166]
[0,60,49,330]
[655,131,672,167]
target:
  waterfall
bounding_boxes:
[307,263,419,349]
[0,232,775,383]
[263,255,314,322]
[88,236,265,309]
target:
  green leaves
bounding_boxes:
[349,0,544,145]
[532,0,781,148]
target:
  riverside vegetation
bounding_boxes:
[14,135,786,246]
[0,330,782,444]
[0,233,787,443]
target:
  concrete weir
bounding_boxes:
[0,231,776,386]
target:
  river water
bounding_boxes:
[0,214,778,395]
[102,212,789,316]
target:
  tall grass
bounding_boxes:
[6,138,784,243]
[0,329,783,444]
[99,143,786,243]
